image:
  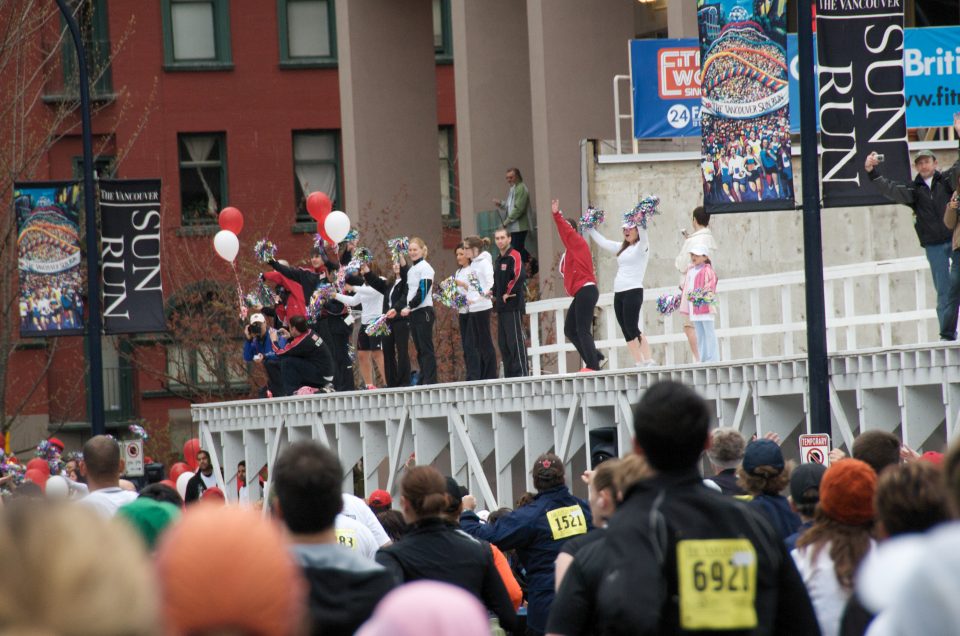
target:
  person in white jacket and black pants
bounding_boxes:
[461,236,498,380]
[585,211,654,366]
[401,237,436,385]
[454,245,479,380]
[335,263,386,389]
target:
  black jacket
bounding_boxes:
[184,472,213,503]
[293,543,395,636]
[493,248,526,313]
[546,467,820,636]
[375,517,517,631]
[868,143,959,246]
[368,266,409,320]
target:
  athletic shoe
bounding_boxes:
[638,359,656,367]
[578,367,593,373]
[366,384,377,390]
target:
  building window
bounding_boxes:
[72,155,116,180]
[161,0,233,70]
[61,0,113,98]
[278,0,337,66]
[439,126,457,222]
[293,131,341,223]
[433,0,452,61]
[178,133,227,225]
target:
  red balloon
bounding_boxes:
[169,462,190,484]
[183,438,202,471]
[218,207,244,235]
[306,192,332,222]
[316,220,334,247]
[159,479,177,490]
[27,458,49,473]
[25,469,48,489]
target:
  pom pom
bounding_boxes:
[365,314,392,337]
[307,283,337,320]
[354,247,373,264]
[128,424,149,441]
[253,239,277,264]
[347,343,357,364]
[578,206,605,231]
[432,276,468,309]
[687,288,718,308]
[624,194,661,229]
[656,293,683,315]
[312,233,326,251]
[341,229,359,244]
[245,281,275,308]
[387,237,410,263]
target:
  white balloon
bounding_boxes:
[213,230,239,263]
[324,211,351,244]
[176,471,195,500]
[45,475,69,498]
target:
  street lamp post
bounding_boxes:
[55,0,105,436]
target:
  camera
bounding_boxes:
[875,154,885,163]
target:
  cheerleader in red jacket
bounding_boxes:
[552,199,603,371]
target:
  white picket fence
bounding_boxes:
[526,256,938,374]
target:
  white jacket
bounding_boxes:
[468,251,494,313]
[586,227,649,293]
[336,284,385,326]
[405,259,435,310]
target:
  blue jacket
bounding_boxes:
[460,486,593,633]
[747,493,802,542]
[243,332,286,362]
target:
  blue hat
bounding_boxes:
[742,439,785,475]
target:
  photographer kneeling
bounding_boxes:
[272,315,335,396]
[243,313,285,398]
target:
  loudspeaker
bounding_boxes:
[589,427,618,467]
[144,462,165,484]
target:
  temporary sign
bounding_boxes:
[799,434,831,466]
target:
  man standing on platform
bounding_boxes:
[494,167,534,269]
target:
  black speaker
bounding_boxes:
[144,462,165,485]
[589,427,618,467]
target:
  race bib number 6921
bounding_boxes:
[676,538,758,630]
[546,505,587,540]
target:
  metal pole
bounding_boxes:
[797,0,830,435]
[55,0,105,436]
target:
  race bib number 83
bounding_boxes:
[676,538,758,630]
[546,505,587,540]
[335,529,357,550]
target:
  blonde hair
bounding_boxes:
[0,502,160,636]
[410,237,429,258]
[462,236,491,251]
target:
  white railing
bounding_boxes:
[526,256,938,375]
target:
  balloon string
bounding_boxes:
[231,262,246,320]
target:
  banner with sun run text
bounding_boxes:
[15,182,85,337]
[99,179,165,334]
[817,0,911,208]
[697,0,796,214]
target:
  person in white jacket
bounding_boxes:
[585,215,654,366]
[336,264,386,389]
[454,246,479,380]
[401,238,436,385]
[461,236,498,380]
[674,206,718,362]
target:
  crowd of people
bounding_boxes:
[3,380,960,635]
[19,266,84,332]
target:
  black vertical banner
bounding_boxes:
[99,180,166,334]
[817,0,911,207]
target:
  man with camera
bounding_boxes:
[243,312,285,397]
[866,116,960,340]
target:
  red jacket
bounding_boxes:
[262,270,307,319]
[553,211,597,297]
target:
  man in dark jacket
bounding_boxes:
[866,131,960,339]
[272,315,334,396]
[184,450,219,503]
[493,226,528,377]
[461,452,592,636]
[545,381,820,636]
[273,441,394,636]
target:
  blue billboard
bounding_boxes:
[631,26,960,139]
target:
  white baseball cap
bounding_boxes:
[249,313,266,324]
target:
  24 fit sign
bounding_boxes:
[817,0,911,207]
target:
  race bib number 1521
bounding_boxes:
[546,505,587,540]
[676,538,758,630]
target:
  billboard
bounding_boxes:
[631,26,960,139]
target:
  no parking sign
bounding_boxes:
[123,439,144,477]
[799,434,830,466]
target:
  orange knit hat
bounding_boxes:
[155,505,306,635]
[819,459,877,526]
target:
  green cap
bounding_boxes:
[117,497,181,550]
[914,149,937,163]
